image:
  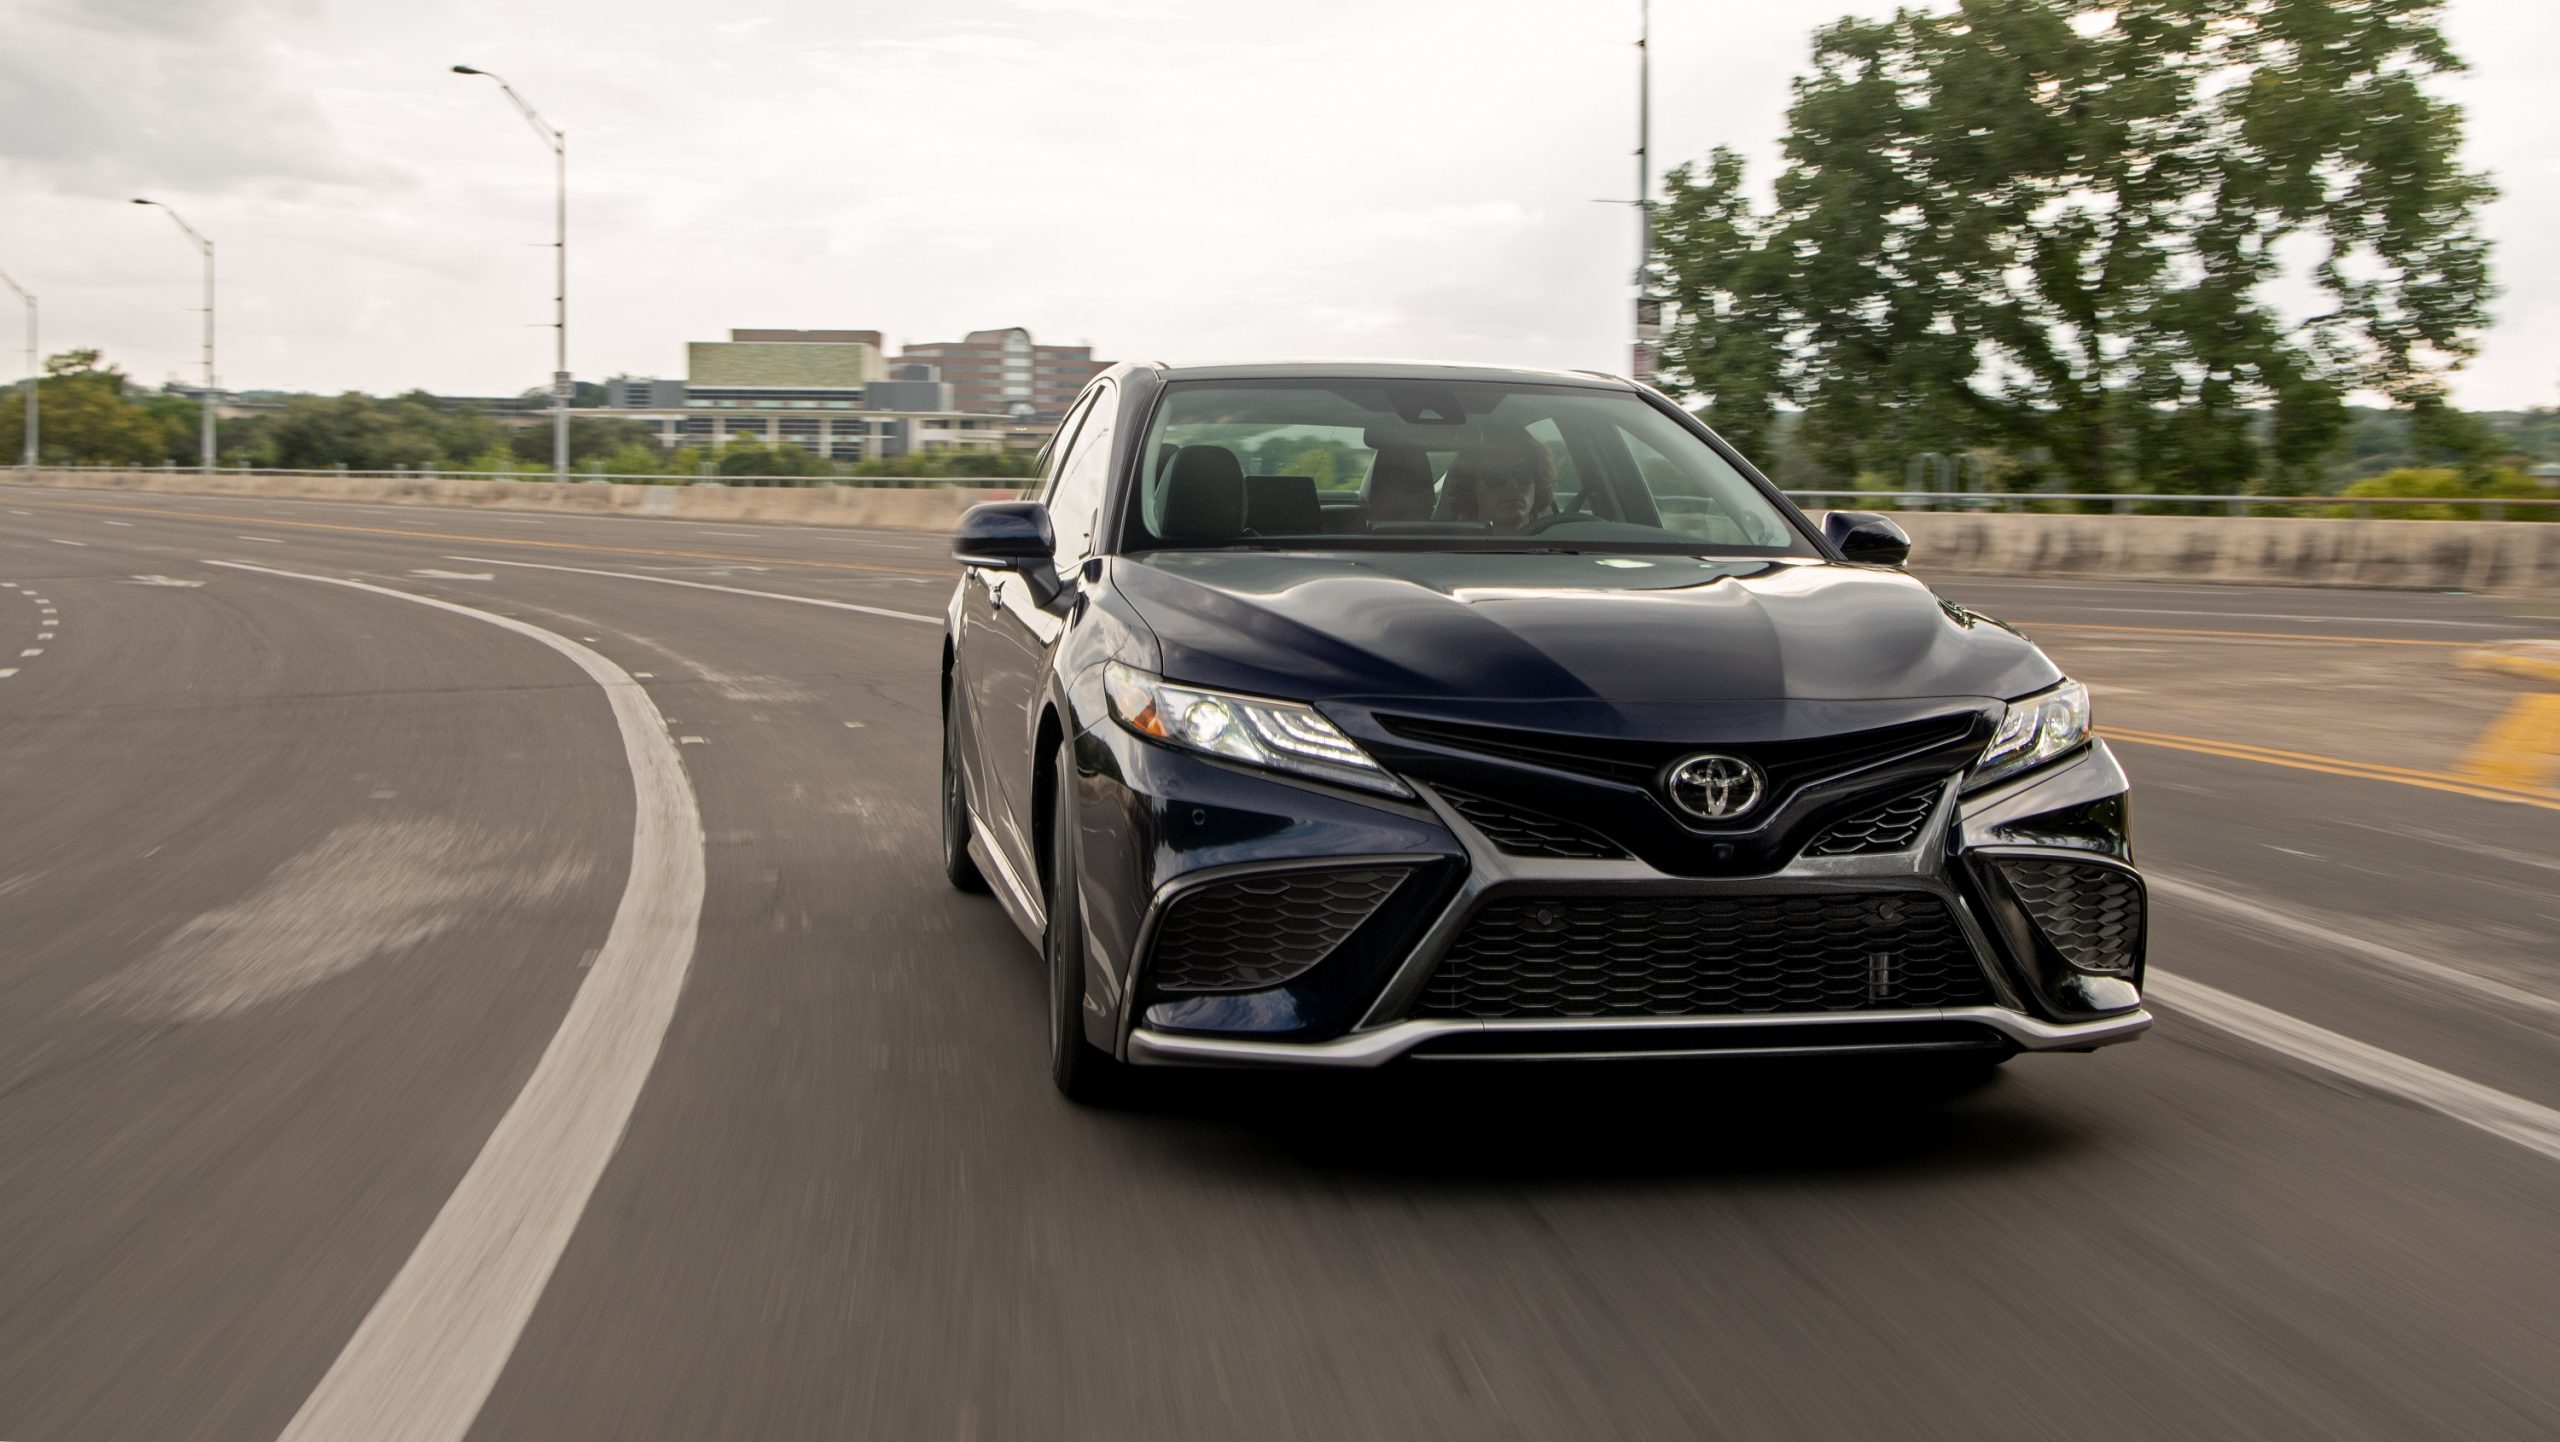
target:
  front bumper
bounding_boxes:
[1079,721,2150,1068]
[1130,1005,2151,1068]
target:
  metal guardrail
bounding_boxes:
[1783,490,2560,520]
[21,464,1020,491]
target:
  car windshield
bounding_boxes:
[1122,378,1811,555]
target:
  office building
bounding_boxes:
[893,327,1108,422]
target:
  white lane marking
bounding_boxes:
[49,537,86,546]
[2150,970,2560,1166]
[411,569,496,581]
[678,735,706,745]
[237,535,285,543]
[632,671,653,679]
[203,561,707,1442]
[37,632,54,640]
[2150,872,2560,1023]
[102,519,135,527]
[6,508,29,514]
[129,575,206,587]
[450,556,937,625]
[0,668,16,679]
[19,648,42,657]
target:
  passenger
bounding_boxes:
[1438,433,1555,533]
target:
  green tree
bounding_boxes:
[1656,0,2495,495]
[0,351,184,464]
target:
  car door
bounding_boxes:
[956,390,1095,858]
[980,380,1117,881]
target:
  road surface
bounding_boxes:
[1,484,2555,1440]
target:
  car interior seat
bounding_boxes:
[1244,474,1322,535]
[1160,444,1248,542]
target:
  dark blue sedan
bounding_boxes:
[941,362,2149,1100]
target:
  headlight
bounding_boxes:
[1103,661,1411,797]
[1970,680,2092,789]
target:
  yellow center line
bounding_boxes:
[9,497,953,578]
[2104,726,2560,812]
[2013,620,2476,648]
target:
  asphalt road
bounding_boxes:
[2,484,2555,1441]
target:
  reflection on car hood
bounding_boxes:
[1113,550,2059,711]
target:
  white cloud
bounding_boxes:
[0,0,2547,409]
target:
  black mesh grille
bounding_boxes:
[1416,893,1991,1019]
[1148,869,1403,993]
[2001,861,2143,973]
[1804,783,1944,857]
[1436,787,1626,860]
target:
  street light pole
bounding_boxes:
[1631,0,1662,386]
[454,64,569,484]
[132,199,216,474]
[0,267,32,468]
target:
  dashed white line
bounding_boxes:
[2151,970,2560,1165]
[451,556,937,625]
[102,519,135,527]
[237,535,285,544]
[0,668,16,679]
[19,648,43,657]
[49,538,87,546]
[205,560,708,1442]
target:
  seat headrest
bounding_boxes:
[1245,474,1322,535]
[1366,445,1435,524]
[1160,444,1246,543]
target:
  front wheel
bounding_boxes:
[941,693,987,893]
[1047,746,1125,1103]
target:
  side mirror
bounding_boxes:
[954,501,1055,567]
[1822,510,1911,567]
[953,501,1067,607]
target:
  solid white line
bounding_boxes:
[2150,872,2560,1023]
[2149,970,2560,1165]
[450,555,938,625]
[2025,606,2510,629]
[204,560,707,1442]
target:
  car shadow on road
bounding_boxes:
[1090,1056,2084,1188]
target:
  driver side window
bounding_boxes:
[1042,384,1117,568]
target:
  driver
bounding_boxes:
[1439,433,1556,533]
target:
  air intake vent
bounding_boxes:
[1436,787,1626,860]
[1147,868,1404,993]
[1416,893,1991,1019]
[1999,861,2143,974]
[1804,783,1944,857]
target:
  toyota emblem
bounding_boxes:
[1665,753,1764,822]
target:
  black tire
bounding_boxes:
[941,693,988,893]
[1046,747,1125,1102]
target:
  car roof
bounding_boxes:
[1119,359,1639,390]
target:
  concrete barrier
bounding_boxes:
[2,467,1018,532]
[1888,510,2560,595]
[8,468,2556,595]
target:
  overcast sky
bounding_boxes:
[1,0,2551,408]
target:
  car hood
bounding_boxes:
[1113,550,2058,718]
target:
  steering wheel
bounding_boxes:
[1512,510,1581,537]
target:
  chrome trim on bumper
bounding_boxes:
[1127,1005,2152,1069]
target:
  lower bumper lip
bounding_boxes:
[1125,1006,2152,1069]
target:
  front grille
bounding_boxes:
[1415,892,1991,1019]
[2000,861,2143,973]
[1436,787,1626,860]
[1376,712,1982,793]
[1147,868,1403,993]
[1803,783,1944,857]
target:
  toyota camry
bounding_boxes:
[941,362,2149,1100]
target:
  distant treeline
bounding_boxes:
[0,351,1036,480]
